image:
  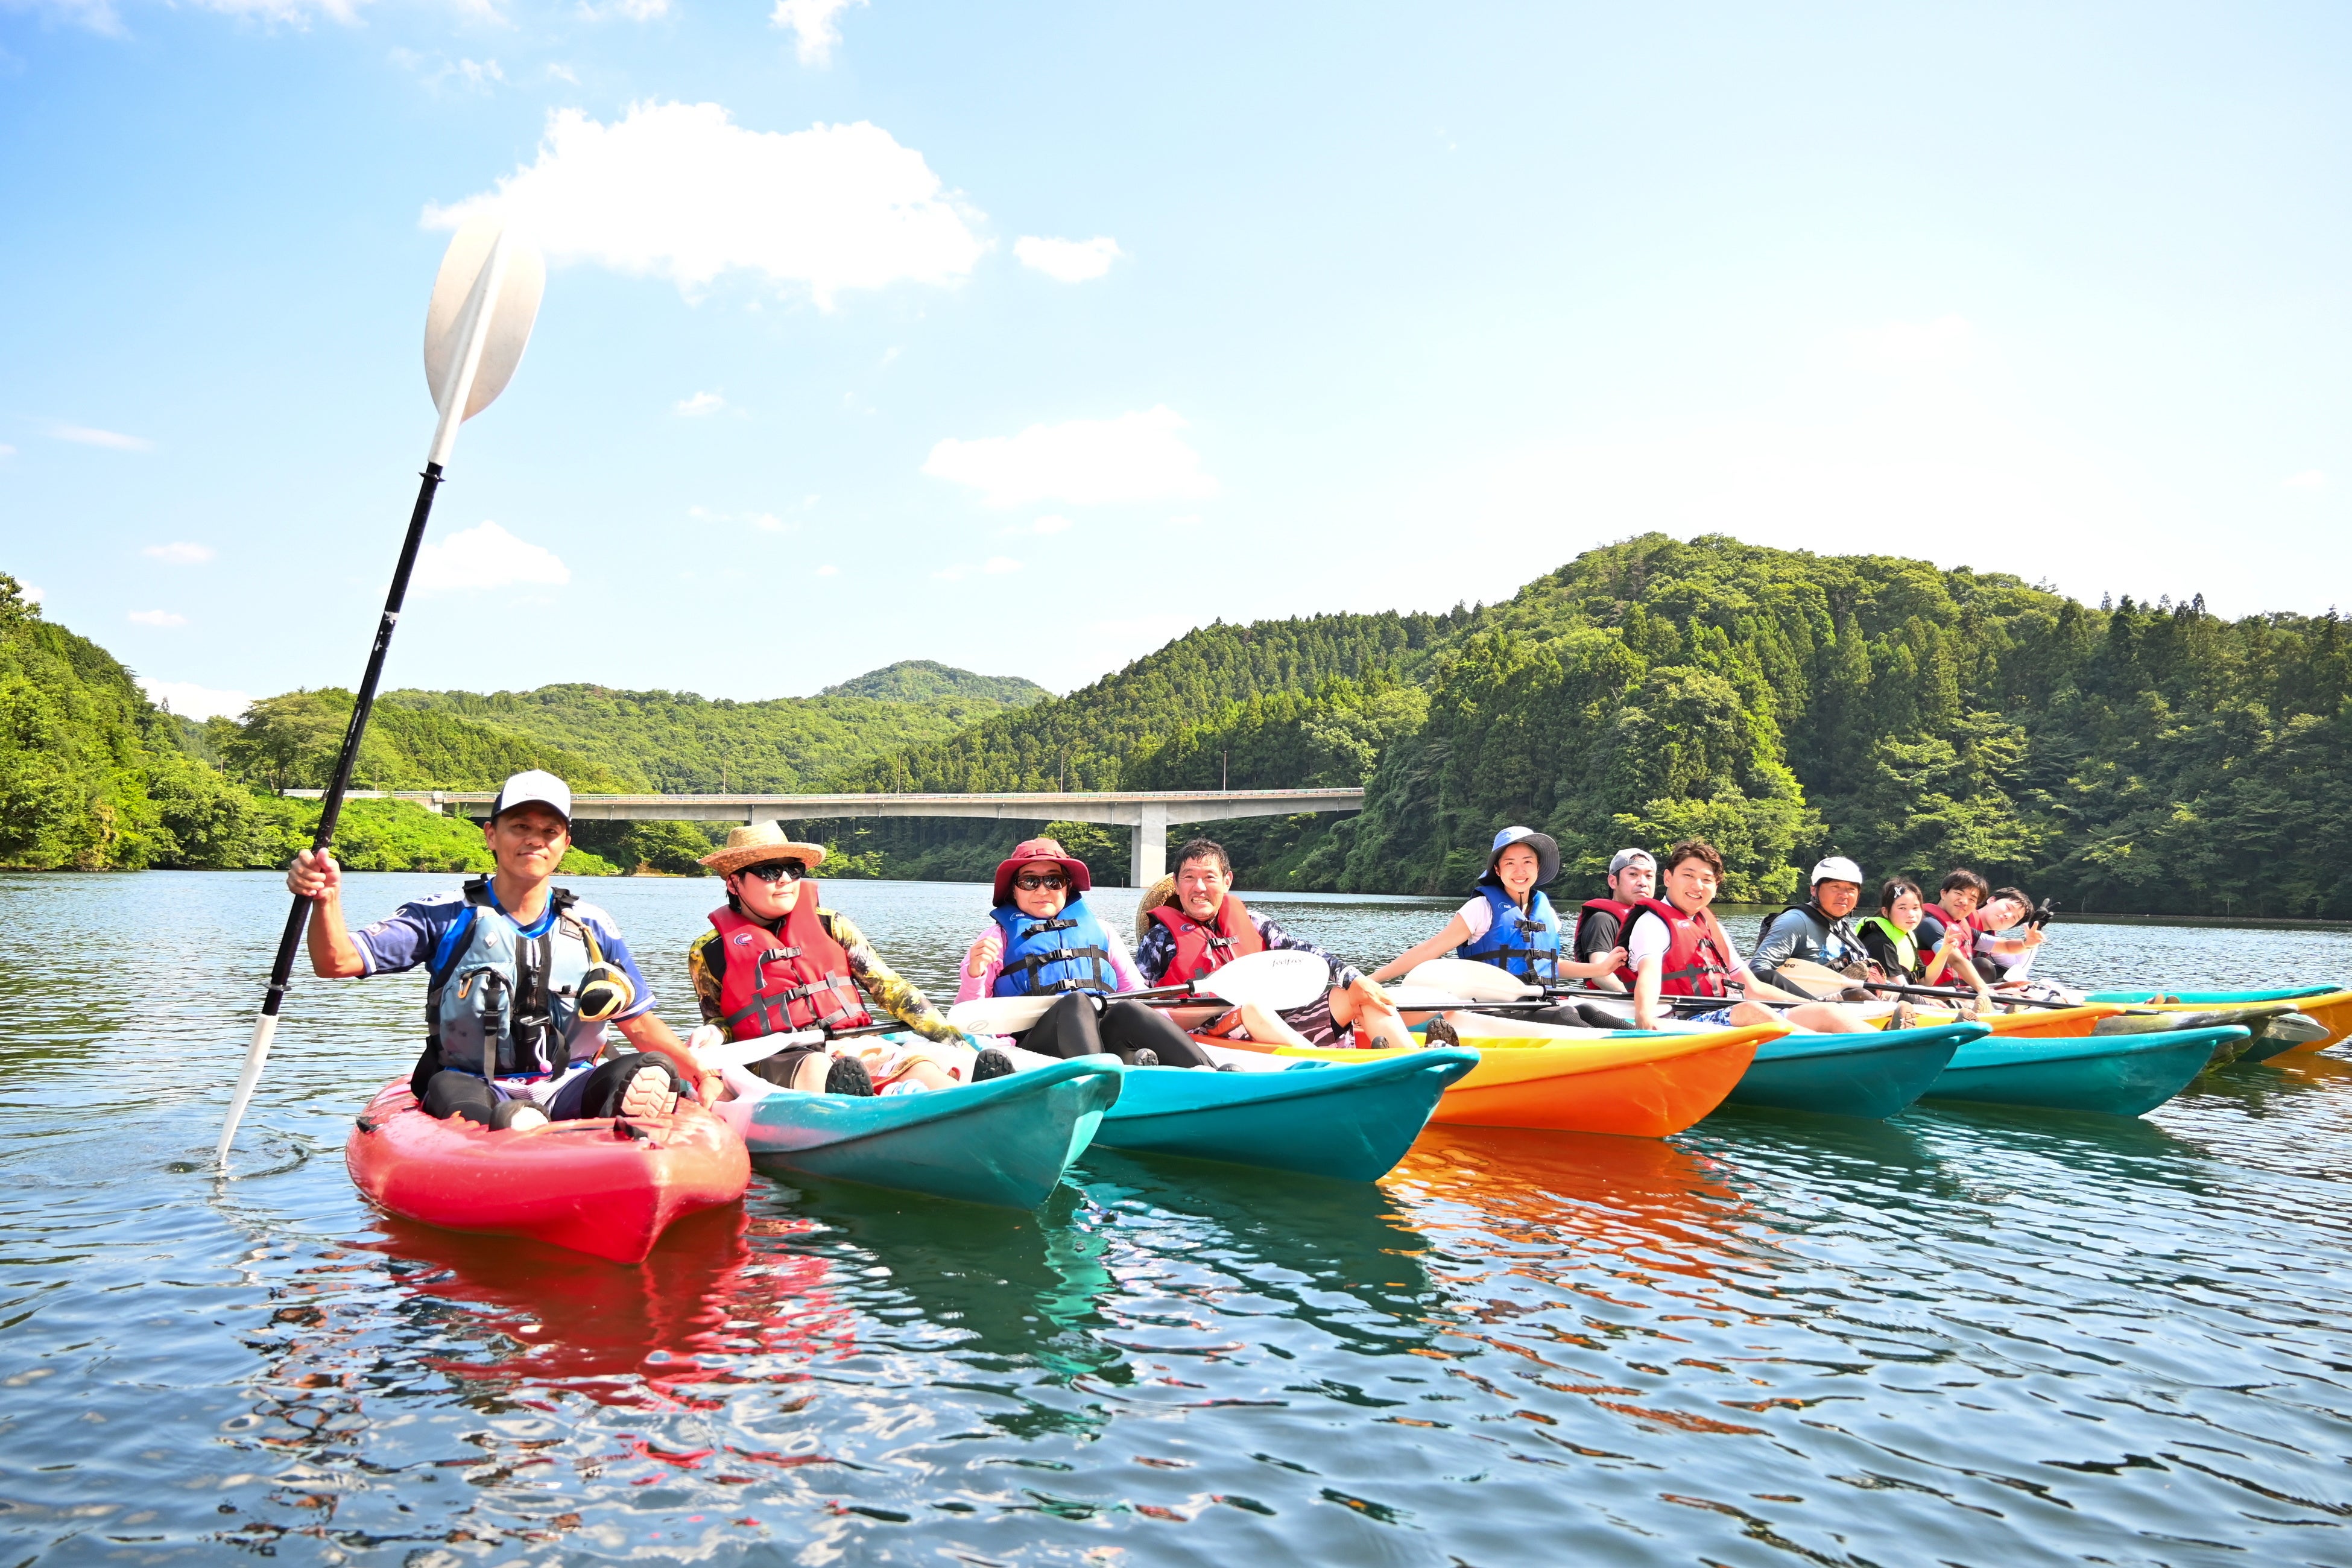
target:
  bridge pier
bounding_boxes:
[1130,803,1169,888]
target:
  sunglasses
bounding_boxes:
[741,861,811,884]
[1014,874,1069,891]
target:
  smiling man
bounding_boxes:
[1750,855,1873,995]
[286,770,696,1133]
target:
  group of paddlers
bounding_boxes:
[282,769,2065,1135]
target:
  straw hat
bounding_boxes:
[699,822,829,876]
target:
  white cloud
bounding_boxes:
[138,678,253,721]
[0,444,15,462]
[612,0,669,17]
[675,390,728,416]
[128,610,188,628]
[49,422,153,452]
[924,406,1218,508]
[983,556,1022,575]
[1840,314,1977,372]
[425,101,985,308]
[772,0,862,65]
[19,584,43,604]
[2283,470,2327,492]
[144,542,215,565]
[413,520,570,593]
[815,564,839,577]
[546,63,580,83]
[1014,235,1124,282]
[1167,513,1203,528]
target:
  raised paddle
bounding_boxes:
[215,218,548,1166]
[945,949,1335,1037]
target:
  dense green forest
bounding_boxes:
[8,537,2350,918]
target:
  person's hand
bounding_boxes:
[2021,926,2046,948]
[686,1022,726,1065]
[286,849,340,901]
[1604,946,1628,973]
[1350,975,1393,1009]
[966,928,1002,979]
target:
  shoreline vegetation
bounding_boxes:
[6,533,2348,919]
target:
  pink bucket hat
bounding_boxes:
[991,836,1093,906]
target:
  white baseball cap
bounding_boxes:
[1810,855,1864,887]
[491,770,572,824]
[1607,847,1655,876]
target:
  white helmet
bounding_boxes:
[1810,855,1864,888]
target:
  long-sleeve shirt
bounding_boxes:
[1748,904,1865,992]
[687,906,961,1045]
[1130,905,1364,990]
[956,921,1150,1003]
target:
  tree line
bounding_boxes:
[7,537,2349,918]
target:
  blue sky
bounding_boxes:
[3,2,2348,717]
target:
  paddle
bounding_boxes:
[945,949,1335,1036]
[691,1020,900,1073]
[215,219,548,1166]
[1773,957,2077,1011]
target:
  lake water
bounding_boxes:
[3,871,2350,1566]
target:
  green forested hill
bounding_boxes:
[381,675,1046,792]
[10,540,2352,918]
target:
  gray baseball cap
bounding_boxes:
[1607,847,1655,876]
[490,769,572,824]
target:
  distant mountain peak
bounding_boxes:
[820,660,1051,705]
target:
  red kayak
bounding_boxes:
[344,1079,751,1265]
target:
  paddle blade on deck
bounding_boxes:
[1405,958,1540,1004]
[948,948,1336,1036]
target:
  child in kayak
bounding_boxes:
[285,770,699,1132]
[956,836,1212,1066]
[1132,836,1415,1051]
[1856,878,1990,1007]
[1368,826,1628,991]
[686,823,997,1094]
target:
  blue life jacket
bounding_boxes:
[1458,884,1562,983]
[990,898,1118,998]
[425,880,605,1080]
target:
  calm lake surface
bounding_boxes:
[3,871,2350,1566]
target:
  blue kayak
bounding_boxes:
[1921,1025,2245,1117]
[1721,1022,1985,1120]
[1093,1050,1479,1182]
[721,1055,1124,1209]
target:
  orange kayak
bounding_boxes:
[2277,989,2352,1054]
[346,1080,751,1265]
[1197,1025,1778,1137]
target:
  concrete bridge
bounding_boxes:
[286,787,1367,885]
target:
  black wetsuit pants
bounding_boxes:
[418,1054,689,1127]
[1017,993,1213,1067]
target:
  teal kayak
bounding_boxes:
[722,1055,1124,1209]
[2088,985,2331,1004]
[1922,1025,2246,1116]
[1721,1022,1984,1120]
[1093,1049,1478,1181]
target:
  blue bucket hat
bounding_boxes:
[1481,825,1561,888]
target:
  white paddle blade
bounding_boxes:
[947,994,1055,1035]
[1382,984,1481,1011]
[1405,957,1538,1004]
[1198,949,1331,1012]
[423,217,546,426]
[691,1026,824,1073]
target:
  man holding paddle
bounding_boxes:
[285,771,698,1131]
[1134,837,1415,1050]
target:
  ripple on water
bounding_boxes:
[0,872,2348,1563]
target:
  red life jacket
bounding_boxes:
[707,891,873,1040]
[1148,893,1265,986]
[1574,897,1637,986]
[1627,897,1734,998]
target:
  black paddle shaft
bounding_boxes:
[253,463,446,1023]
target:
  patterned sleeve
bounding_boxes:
[1250,912,1359,987]
[685,928,726,1025]
[1131,922,1177,985]
[824,910,963,1044]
